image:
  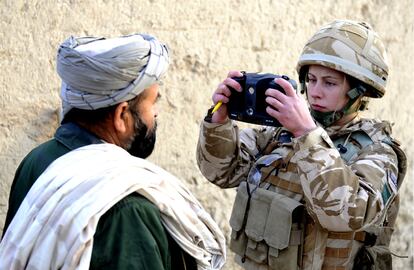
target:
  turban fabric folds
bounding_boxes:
[57,34,170,116]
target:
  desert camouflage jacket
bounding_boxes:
[197,116,402,269]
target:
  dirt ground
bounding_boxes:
[0,1,412,269]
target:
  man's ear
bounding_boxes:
[113,102,130,134]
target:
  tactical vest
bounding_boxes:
[228,127,406,270]
[333,130,407,270]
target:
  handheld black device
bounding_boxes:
[227,72,297,126]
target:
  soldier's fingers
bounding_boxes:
[216,83,232,97]
[223,77,242,92]
[266,105,281,120]
[227,70,244,78]
[265,96,283,111]
[275,78,296,97]
[213,93,230,104]
[266,88,287,103]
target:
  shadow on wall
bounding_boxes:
[0,106,60,233]
[23,108,60,143]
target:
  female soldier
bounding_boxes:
[196,20,406,270]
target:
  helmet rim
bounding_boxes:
[296,20,388,98]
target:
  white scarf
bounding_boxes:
[0,144,226,270]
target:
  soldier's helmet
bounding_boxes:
[296,19,389,98]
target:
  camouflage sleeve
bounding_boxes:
[292,127,399,232]
[196,119,273,188]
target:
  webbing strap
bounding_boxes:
[321,266,346,270]
[325,247,351,258]
[261,162,296,174]
[289,229,303,246]
[324,230,369,266]
[264,174,303,194]
[328,231,366,242]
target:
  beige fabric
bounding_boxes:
[0,143,226,270]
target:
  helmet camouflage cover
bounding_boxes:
[296,19,389,98]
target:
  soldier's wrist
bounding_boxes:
[204,105,215,123]
[204,105,229,124]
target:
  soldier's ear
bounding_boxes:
[113,102,130,134]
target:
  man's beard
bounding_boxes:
[126,111,157,159]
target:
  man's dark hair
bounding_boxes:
[62,95,143,126]
[62,105,118,125]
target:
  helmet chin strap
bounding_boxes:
[311,109,343,127]
[301,79,367,127]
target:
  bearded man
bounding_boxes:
[0,34,226,270]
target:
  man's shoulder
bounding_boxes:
[114,193,158,212]
[102,193,161,222]
[26,138,68,158]
[18,138,70,173]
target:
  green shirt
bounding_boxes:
[3,122,196,270]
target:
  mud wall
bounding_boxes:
[0,1,412,268]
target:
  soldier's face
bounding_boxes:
[306,65,351,112]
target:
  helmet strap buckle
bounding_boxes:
[347,85,367,99]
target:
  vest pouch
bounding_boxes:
[243,187,275,264]
[229,182,304,267]
[264,192,304,269]
[229,181,250,257]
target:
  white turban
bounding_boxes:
[57,34,170,116]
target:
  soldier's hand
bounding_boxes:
[211,70,244,123]
[265,77,316,137]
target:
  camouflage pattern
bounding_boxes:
[296,20,389,98]
[196,117,402,270]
